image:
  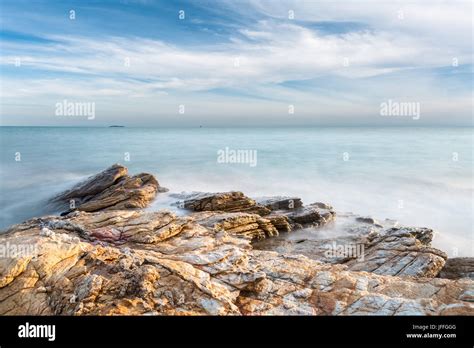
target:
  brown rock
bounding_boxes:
[346,227,447,278]
[194,211,278,240]
[355,216,383,227]
[183,191,270,215]
[180,193,334,232]
[50,164,160,213]
[282,205,336,228]
[439,258,474,280]
[256,197,303,210]
[310,202,333,210]
[1,210,472,316]
[255,218,447,279]
[266,214,292,232]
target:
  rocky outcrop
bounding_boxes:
[182,191,270,215]
[356,216,383,228]
[1,165,472,316]
[256,197,303,210]
[256,196,335,229]
[439,258,474,280]
[265,214,292,233]
[255,215,447,278]
[1,210,472,315]
[281,206,336,229]
[194,212,278,240]
[345,227,447,278]
[49,164,160,213]
[181,192,335,232]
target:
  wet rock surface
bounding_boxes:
[193,211,278,240]
[180,192,336,231]
[281,206,336,229]
[256,196,303,210]
[50,164,161,213]
[439,258,474,280]
[1,165,472,316]
[345,227,447,278]
[182,191,270,215]
[1,210,472,315]
[254,214,448,278]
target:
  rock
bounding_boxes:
[338,227,447,278]
[193,211,278,240]
[182,191,271,215]
[179,193,335,232]
[439,258,474,280]
[256,197,303,210]
[282,206,336,229]
[356,216,382,227]
[310,202,333,210]
[50,164,160,213]
[242,251,474,315]
[266,214,292,233]
[254,197,335,230]
[56,164,128,200]
[1,209,472,316]
[3,171,472,315]
[254,235,365,265]
[255,217,447,279]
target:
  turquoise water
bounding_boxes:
[1,126,472,256]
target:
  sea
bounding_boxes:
[1,126,472,256]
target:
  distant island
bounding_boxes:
[109,125,125,127]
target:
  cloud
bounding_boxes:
[0,0,472,125]
[2,19,467,94]
[221,0,472,46]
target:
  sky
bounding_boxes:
[0,0,472,126]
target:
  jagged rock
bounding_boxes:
[2,167,471,316]
[310,202,333,210]
[439,258,474,280]
[255,197,335,230]
[182,191,270,215]
[178,192,335,232]
[256,197,303,210]
[356,216,383,227]
[0,210,472,316]
[266,214,292,233]
[241,250,473,315]
[282,206,336,228]
[346,227,447,278]
[193,211,278,240]
[50,164,160,213]
[255,217,448,278]
[254,235,365,265]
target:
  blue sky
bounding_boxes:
[0,0,472,126]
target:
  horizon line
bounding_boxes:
[1,125,473,128]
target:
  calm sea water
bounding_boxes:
[0,126,472,256]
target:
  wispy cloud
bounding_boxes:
[0,0,472,126]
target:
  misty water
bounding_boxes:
[0,126,472,256]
